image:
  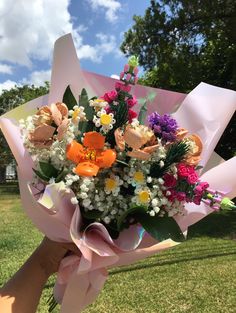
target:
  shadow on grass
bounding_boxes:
[188,210,236,239]
[110,246,236,276]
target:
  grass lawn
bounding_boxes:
[1,195,236,313]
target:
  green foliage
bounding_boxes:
[1,198,236,312]
[62,85,77,110]
[150,141,189,178]
[79,88,94,121]
[117,204,148,231]
[138,100,147,124]
[121,0,236,92]
[121,0,236,160]
[134,213,185,242]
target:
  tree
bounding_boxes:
[0,83,49,182]
[121,0,236,92]
[121,0,236,159]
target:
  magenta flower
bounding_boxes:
[115,81,131,93]
[128,109,137,122]
[103,90,118,103]
[127,96,137,108]
[164,173,177,188]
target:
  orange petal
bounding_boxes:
[56,102,69,118]
[176,128,188,140]
[75,162,99,176]
[66,140,84,163]
[114,128,125,151]
[127,149,150,160]
[37,106,52,116]
[97,149,116,168]
[50,102,62,126]
[123,125,143,149]
[29,124,55,141]
[185,155,201,166]
[143,144,159,154]
[83,132,105,150]
[57,118,69,141]
[188,134,203,156]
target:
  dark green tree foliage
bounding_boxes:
[121,0,236,159]
[0,83,49,181]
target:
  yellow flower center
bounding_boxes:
[72,108,80,119]
[138,191,150,203]
[95,99,105,103]
[105,178,117,191]
[85,150,96,161]
[100,114,112,126]
[133,171,144,183]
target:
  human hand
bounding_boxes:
[34,237,81,278]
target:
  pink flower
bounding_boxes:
[194,185,204,195]
[200,182,209,189]
[128,109,137,122]
[193,195,202,205]
[176,192,186,202]
[120,72,125,79]
[127,96,137,108]
[177,163,189,177]
[134,76,138,84]
[103,90,118,103]
[133,67,139,75]
[115,81,131,92]
[124,64,129,72]
[194,181,209,195]
[164,173,177,188]
[167,190,177,202]
[126,73,132,81]
[187,172,198,184]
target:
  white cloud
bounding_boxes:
[0,63,13,74]
[0,0,120,68]
[22,69,51,86]
[87,0,121,22]
[76,33,118,63]
[0,80,18,94]
[111,74,119,79]
[0,0,77,66]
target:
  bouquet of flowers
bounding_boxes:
[1,34,236,313]
[19,56,235,243]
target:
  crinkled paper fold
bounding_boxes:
[0,34,236,313]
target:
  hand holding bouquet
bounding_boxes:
[1,34,236,313]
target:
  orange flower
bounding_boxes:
[66,132,116,177]
[176,128,203,166]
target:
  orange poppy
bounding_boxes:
[66,131,116,177]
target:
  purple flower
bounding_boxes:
[148,112,178,142]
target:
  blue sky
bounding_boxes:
[0,0,150,94]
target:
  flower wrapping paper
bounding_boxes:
[0,34,236,313]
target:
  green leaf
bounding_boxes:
[55,168,69,183]
[62,85,77,110]
[115,159,129,167]
[39,161,59,178]
[77,120,95,142]
[79,88,94,121]
[138,99,147,124]
[134,213,185,242]
[32,168,50,182]
[82,210,104,220]
[117,204,147,231]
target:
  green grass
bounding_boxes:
[1,196,236,313]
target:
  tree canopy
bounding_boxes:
[121,0,236,92]
[0,83,49,181]
[121,0,236,159]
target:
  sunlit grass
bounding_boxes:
[1,195,236,313]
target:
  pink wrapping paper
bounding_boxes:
[0,34,236,312]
